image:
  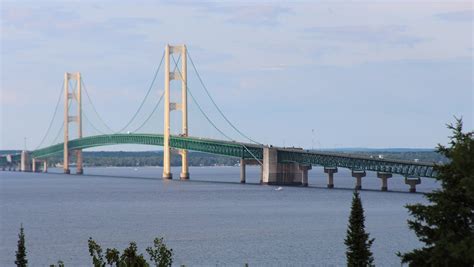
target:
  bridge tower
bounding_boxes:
[163,44,189,180]
[63,72,83,174]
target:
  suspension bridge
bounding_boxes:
[1,44,435,192]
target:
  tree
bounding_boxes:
[15,224,28,267]
[398,118,474,266]
[146,237,173,267]
[88,237,173,267]
[345,191,375,266]
[88,237,106,267]
[120,242,148,267]
[49,260,65,267]
[105,248,120,266]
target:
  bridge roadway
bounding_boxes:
[1,133,435,178]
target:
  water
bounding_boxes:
[0,166,439,266]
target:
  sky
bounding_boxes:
[1,0,473,151]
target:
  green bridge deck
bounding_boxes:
[0,133,436,178]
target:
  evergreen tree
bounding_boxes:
[398,118,474,266]
[345,191,375,266]
[15,224,27,267]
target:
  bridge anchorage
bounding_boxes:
[0,44,438,193]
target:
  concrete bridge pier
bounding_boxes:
[240,159,261,184]
[76,150,83,175]
[43,161,48,173]
[63,149,70,174]
[300,164,312,187]
[405,177,421,193]
[262,147,309,186]
[240,159,246,183]
[377,172,393,191]
[32,159,37,172]
[352,170,366,190]
[20,151,31,172]
[324,167,338,188]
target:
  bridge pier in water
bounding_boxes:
[240,159,246,183]
[240,159,262,184]
[324,167,338,188]
[351,170,366,190]
[43,160,48,173]
[261,147,311,186]
[32,159,37,172]
[20,150,31,172]
[377,172,392,191]
[300,164,312,187]
[405,177,421,193]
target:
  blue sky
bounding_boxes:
[1,1,473,150]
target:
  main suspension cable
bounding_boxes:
[175,54,262,164]
[50,97,72,146]
[132,91,165,133]
[116,52,165,133]
[82,111,106,135]
[187,51,261,145]
[132,53,181,133]
[171,55,234,141]
[81,78,115,133]
[35,81,64,149]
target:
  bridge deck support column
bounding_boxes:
[300,165,312,187]
[240,159,246,183]
[43,161,48,173]
[20,151,31,172]
[76,150,83,175]
[377,172,392,191]
[32,159,37,172]
[259,164,263,184]
[405,177,421,193]
[324,167,338,189]
[352,170,366,190]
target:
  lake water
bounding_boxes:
[0,166,438,266]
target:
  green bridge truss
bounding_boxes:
[278,150,436,178]
[0,133,436,178]
[30,134,263,160]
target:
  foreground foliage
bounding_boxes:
[88,237,173,267]
[345,191,375,266]
[15,224,27,267]
[398,118,474,266]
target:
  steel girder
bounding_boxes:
[28,134,263,160]
[277,150,436,178]
[1,134,436,178]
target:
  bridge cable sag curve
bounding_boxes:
[132,53,182,133]
[187,51,262,145]
[80,78,115,133]
[171,55,262,165]
[115,51,165,133]
[35,81,65,149]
